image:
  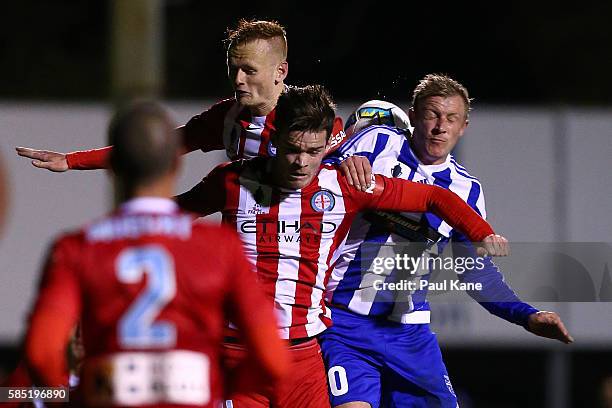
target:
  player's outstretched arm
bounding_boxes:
[16,147,70,172]
[526,311,574,344]
[364,175,508,256]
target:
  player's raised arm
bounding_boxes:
[360,174,509,256]
[24,235,83,387]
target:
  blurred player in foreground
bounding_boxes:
[24,101,288,407]
[321,74,573,407]
[177,84,510,408]
[15,19,351,176]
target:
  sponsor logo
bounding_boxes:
[239,220,337,234]
[328,130,347,149]
[392,164,402,178]
[310,190,335,212]
[444,375,456,397]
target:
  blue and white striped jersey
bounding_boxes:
[323,125,537,325]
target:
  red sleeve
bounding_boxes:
[66,99,234,170]
[66,146,111,170]
[359,175,494,242]
[175,161,237,216]
[24,235,82,387]
[324,116,347,155]
[222,228,289,392]
[182,99,235,153]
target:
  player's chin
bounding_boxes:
[286,175,311,189]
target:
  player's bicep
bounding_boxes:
[175,163,229,216]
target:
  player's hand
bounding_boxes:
[15,147,69,172]
[477,234,510,257]
[340,155,372,191]
[527,311,574,344]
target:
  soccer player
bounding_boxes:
[176,84,510,408]
[23,101,289,407]
[320,74,573,408]
[14,19,349,173]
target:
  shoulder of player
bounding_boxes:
[448,155,484,186]
[50,228,87,255]
[337,125,407,155]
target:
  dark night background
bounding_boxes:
[3,1,612,104]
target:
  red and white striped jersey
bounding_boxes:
[66,96,347,169]
[177,158,494,339]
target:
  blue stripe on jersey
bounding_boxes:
[466,181,482,216]
[331,226,392,307]
[338,125,405,156]
[362,133,390,165]
[423,168,452,230]
[397,140,419,170]
[451,161,479,181]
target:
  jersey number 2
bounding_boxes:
[116,245,177,348]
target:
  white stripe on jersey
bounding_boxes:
[275,192,302,333]
[306,168,345,337]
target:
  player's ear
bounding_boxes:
[275,61,288,85]
[458,118,469,138]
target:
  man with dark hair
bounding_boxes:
[177,84,510,408]
[23,101,289,407]
[320,74,572,408]
[15,19,352,174]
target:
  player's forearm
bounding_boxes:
[66,146,111,170]
[377,177,494,241]
[453,235,539,326]
[66,128,192,170]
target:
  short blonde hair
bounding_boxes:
[225,19,287,59]
[412,74,472,117]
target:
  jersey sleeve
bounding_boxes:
[175,161,234,217]
[355,174,494,242]
[182,99,235,153]
[450,185,538,326]
[323,126,405,169]
[24,234,83,386]
[221,228,289,389]
[323,117,347,156]
[66,99,234,170]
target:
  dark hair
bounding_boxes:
[108,101,178,185]
[412,73,472,117]
[225,19,287,59]
[274,85,336,139]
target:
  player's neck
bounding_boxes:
[114,177,176,205]
[248,85,283,116]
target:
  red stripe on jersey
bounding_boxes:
[255,190,282,311]
[222,167,242,231]
[258,109,276,157]
[289,180,325,338]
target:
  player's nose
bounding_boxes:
[231,69,246,86]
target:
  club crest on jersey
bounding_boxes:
[310,190,335,212]
[267,141,277,157]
